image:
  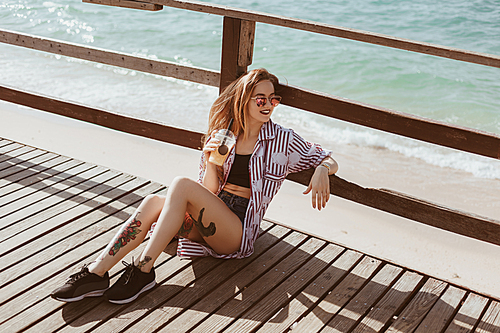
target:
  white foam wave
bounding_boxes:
[275,107,500,180]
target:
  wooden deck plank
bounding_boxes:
[0,150,55,178]
[0,148,48,172]
[320,264,403,332]
[224,243,344,333]
[444,293,489,333]
[385,278,448,332]
[414,285,467,332]
[0,173,140,280]
[190,237,325,333]
[475,300,500,333]
[292,256,382,332]
[0,152,64,188]
[0,142,24,155]
[156,228,307,332]
[90,222,284,332]
[0,139,15,148]
[0,144,36,163]
[0,156,77,191]
[0,160,90,242]
[351,271,424,332]
[0,172,139,259]
[0,157,83,208]
[0,162,101,222]
[8,237,161,333]
[0,139,499,333]
[0,181,162,324]
[0,167,120,224]
[59,254,202,333]
[256,250,364,333]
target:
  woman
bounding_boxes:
[51,68,338,304]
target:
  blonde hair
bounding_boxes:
[205,68,279,142]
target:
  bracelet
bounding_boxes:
[319,163,330,172]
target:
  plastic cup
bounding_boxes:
[209,129,236,166]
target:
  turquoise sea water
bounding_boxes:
[1,0,499,179]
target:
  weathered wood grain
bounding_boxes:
[0,30,219,86]
[0,174,137,276]
[0,84,206,150]
[140,0,500,68]
[414,285,467,332]
[0,149,47,172]
[474,301,500,333]
[83,0,163,11]
[20,241,158,333]
[94,222,278,333]
[159,229,306,332]
[351,271,423,332]
[219,17,252,92]
[288,170,500,247]
[191,237,324,333]
[0,142,499,332]
[0,156,73,197]
[279,84,500,160]
[0,163,101,223]
[321,264,403,332]
[224,243,344,332]
[0,182,162,328]
[0,151,58,181]
[255,250,363,333]
[386,278,448,332]
[444,293,489,333]
[292,256,381,332]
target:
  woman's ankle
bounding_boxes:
[136,255,154,274]
[88,261,107,278]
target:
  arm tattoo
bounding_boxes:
[189,208,216,237]
[137,256,152,269]
[107,214,143,256]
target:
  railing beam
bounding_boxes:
[83,0,163,11]
[0,29,219,87]
[141,0,500,69]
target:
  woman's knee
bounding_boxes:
[141,194,166,210]
[169,176,198,195]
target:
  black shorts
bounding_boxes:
[218,190,249,224]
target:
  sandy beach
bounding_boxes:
[1,100,500,300]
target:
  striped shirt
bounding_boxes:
[177,120,332,259]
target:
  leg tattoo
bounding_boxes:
[176,212,195,238]
[137,256,152,269]
[189,208,216,238]
[108,214,143,256]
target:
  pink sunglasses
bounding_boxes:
[250,95,282,107]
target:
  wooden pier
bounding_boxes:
[1,138,499,332]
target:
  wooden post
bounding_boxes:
[219,17,255,93]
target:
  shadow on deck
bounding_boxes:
[1,137,499,333]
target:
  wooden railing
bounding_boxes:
[1,0,499,247]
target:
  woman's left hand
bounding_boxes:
[303,166,330,211]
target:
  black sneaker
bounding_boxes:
[50,264,109,302]
[104,260,156,304]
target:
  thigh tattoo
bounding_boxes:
[189,208,216,238]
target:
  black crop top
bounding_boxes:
[226,154,251,188]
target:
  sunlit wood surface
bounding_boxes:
[0,137,499,333]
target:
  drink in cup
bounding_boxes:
[209,129,236,166]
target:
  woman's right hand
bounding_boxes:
[202,131,220,164]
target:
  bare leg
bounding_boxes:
[87,194,165,277]
[137,176,243,273]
